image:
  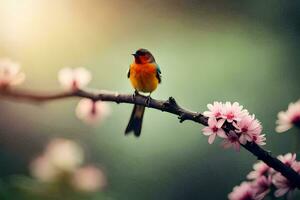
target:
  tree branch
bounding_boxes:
[1,88,300,188]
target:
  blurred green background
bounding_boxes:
[0,0,300,199]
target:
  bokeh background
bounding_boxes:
[0,0,300,199]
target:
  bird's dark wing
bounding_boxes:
[127,66,130,78]
[156,65,162,83]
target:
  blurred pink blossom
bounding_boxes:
[0,58,25,88]
[272,161,300,198]
[30,155,59,182]
[276,100,300,133]
[45,138,84,172]
[247,161,270,180]
[278,153,297,167]
[228,182,264,200]
[232,153,300,200]
[30,138,108,193]
[58,67,91,91]
[251,176,271,198]
[30,139,83,182]
[76,98,111,124]
[202,117,226,144]
[72,165,107,192]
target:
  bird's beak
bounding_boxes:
[132,53,137,57]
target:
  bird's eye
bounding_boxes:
[137,51,145,56]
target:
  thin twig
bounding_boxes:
[1,88,300,188]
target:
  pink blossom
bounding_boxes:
[234,153,300,200]
[30,155,60,182]
[221,131,240,151]
[276,100,300,133]
[235,115,262,145]
[252,133,266,146]
[202,117,227,144]
[272,162,300,198]
[268,153,297,175]
[272,154,300,198]
[272,173,292,198]
[251,176,271,198]
[71,165,106,192]
[220,102,249,127]
[203,101,224,119]
[58,67,91,91]
[228,182,263,200]
[30,138,109,192]
[247,161,270,180]
[30,138,84,182]
[203,101,266,149]
[45,138,84,172]
[76,98,111,124]
[0,58,25,88]
[277,153,296,167]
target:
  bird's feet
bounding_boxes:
[145,95,152,106]
[132,90,139,102]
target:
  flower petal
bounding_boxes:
[208,134,216,144]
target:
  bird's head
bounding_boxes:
[132,49,155,64]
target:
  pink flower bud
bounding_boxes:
[0,58,25,88]
[76,98,110,124]
[58,67,91,91]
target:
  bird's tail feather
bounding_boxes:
[125,105,145,137]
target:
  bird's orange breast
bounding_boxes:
[129,63,159,93]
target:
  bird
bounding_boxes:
[125,48,162,137]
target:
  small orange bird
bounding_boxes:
[125,49,162,137]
